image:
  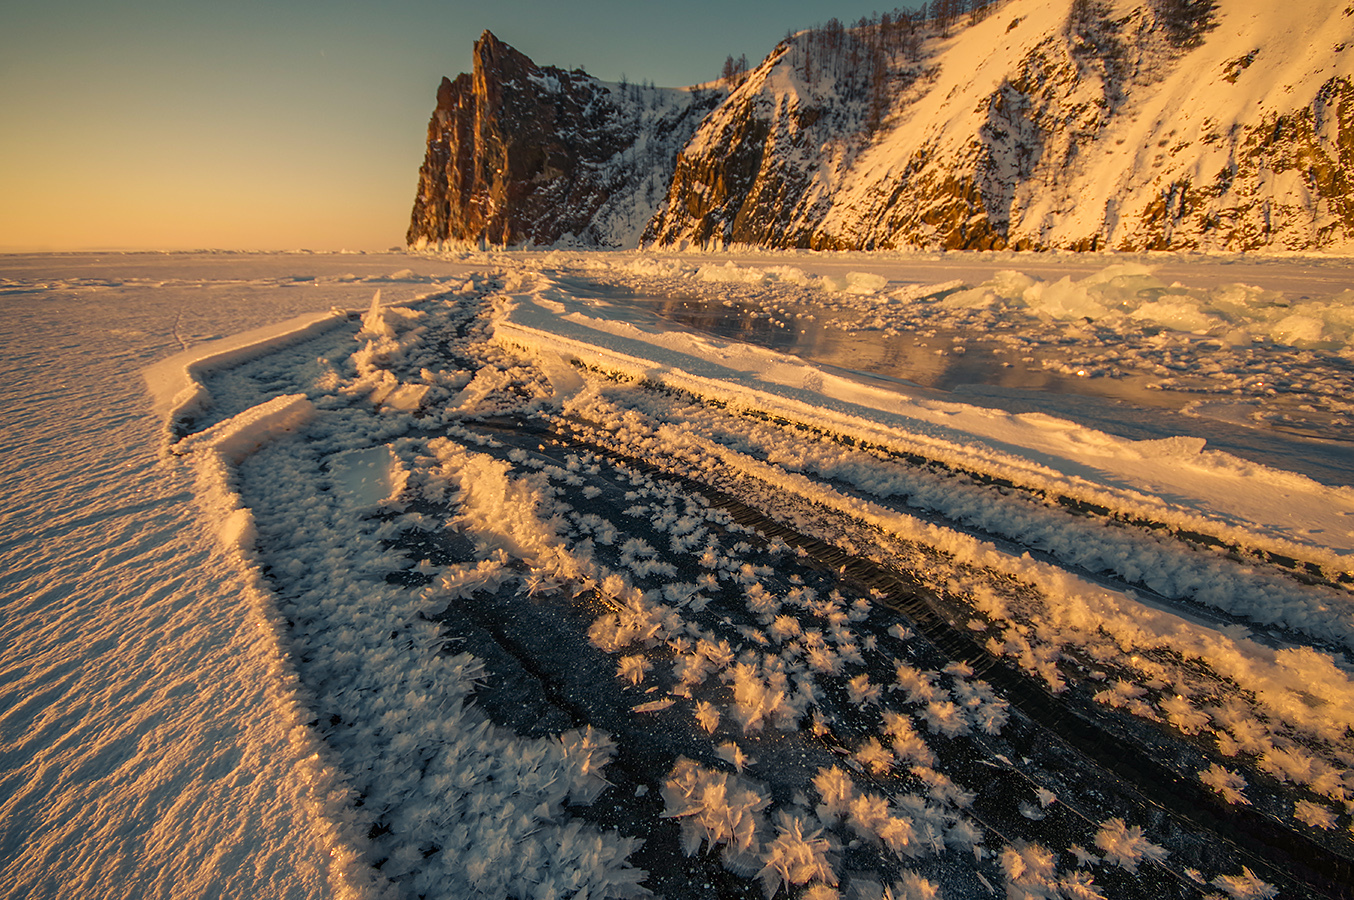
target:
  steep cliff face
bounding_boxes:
[407,31,720,249]
[645,0,1354,253]
[410,2,1354,253]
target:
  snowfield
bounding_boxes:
[2,250,1352,900]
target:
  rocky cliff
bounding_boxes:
[646,0,1354,253]
[407,31,720,249]
[410,2,1354,253]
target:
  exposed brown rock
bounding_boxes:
[406,31,628,247]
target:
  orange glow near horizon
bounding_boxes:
[0,105,419,252]
[1,169,412,253]
[0,0,911,253]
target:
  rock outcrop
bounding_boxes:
[407,31,719,248]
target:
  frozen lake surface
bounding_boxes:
[2,250,1352,899]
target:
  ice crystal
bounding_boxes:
[1199,764,1250,805]
[754,811,837,899]
[662,758,770,864]
[1093,818,1168,873]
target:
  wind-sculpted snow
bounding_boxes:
[0,252,483,900]
[159,252,1353,899]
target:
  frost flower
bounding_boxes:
[1212,867,1278,900]
[1093,817,1168,873]
[662,758,770,866]
[1199,764,1249,805]
[755,811,837,899]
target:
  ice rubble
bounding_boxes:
[499,262,1354,571]
[588,253,1354,441]
[683,257,1354,351]
[159,255,1352,900]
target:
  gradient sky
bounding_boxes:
[0,0,924,252]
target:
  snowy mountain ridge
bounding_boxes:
[408,0,1354,253]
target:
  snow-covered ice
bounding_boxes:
[3,249,1352,899]
[0,252,478,899]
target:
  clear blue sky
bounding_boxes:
[0,0,923,251]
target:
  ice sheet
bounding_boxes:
[4,249,1351,900]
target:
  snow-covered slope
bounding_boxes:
[647,0,1354,252]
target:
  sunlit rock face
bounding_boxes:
[411,2,1354,253]
[648,0,1354,253]
[407,31,719,249]
[407,31,621,247]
